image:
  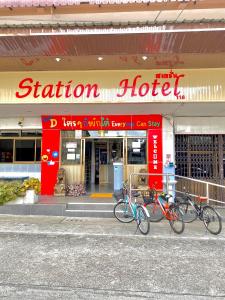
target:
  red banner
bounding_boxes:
[41,129,60,195]
[148,128,163,190]
[42,115,162,131]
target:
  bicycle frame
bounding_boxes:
[124,193,149,219]
[182,195,204,219]
[144,190,179,221]
[122,184,150,219]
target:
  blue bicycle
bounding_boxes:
[113,183,150,235]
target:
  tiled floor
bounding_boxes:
[37,183,117,204]
[86,183,114,193]
[38,195,116,204]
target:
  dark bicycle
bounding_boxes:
[175,191,222,235]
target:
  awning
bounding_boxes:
[0,0,194,8]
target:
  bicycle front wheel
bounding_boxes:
[202,205,222,235]
[145,202,164,222]
[113,200,134,223]
[136,205,150,235]
[178,202,198,223]
[168,205,185,234]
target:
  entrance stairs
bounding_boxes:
[0,196,116,218]
[65,202,114,218]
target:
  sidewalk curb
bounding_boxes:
[0,230,224,241]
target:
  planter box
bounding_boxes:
[6,190,38,205]
[24,190,38,204]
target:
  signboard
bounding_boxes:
[0,69,224,104]
[42,115,162,130]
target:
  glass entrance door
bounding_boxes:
[84,138,123,193]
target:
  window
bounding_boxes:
[0,139,13,162]
[175,135,220,179]
[0,130,42,137]
[36,139,41,161]
[82,130,147,138]
[61,139,81,165]
[0,138,41,163]
[127,138,147,164]
[15,140,35,162]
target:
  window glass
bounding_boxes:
[127,138,146,164]
[126,131,146,137]
[109,140,123,163]
[36,139,41,161]
[61,131,76,138]
[82,130,146,137]
[0,139,13,162]
[61,139,81,165]
[0,131,19,137]
[15,140,35,162]
[21,130,42,137]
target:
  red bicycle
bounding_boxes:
[142,188,185,234]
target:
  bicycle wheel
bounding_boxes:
[178,202,198,223]
[202,205,222,235]
[113,200,134,223]
[168,205,185,234]
[136,205,150,235]
[145,202,164,222]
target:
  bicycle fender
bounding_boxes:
[141,205,150,218]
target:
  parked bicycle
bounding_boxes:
[142,188,185,234]
[175,191,222,235]
[113,182,150,235]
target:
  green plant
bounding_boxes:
[22,178,41,195]
[0,178,41,205]
[0,181,25,205]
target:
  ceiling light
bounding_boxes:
[98,57,103,61]
[142,56,148,61]
[55,57,61,62]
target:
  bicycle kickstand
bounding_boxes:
[134,221,139,235]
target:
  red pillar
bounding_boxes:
[41,129,60,195]
[148,123,163,191]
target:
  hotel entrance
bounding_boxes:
[60,129,148,193]
[41,115,163,195]
[84,136,123,193]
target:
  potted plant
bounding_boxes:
[22,178,41,204]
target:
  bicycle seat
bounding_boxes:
[133,192,141,197]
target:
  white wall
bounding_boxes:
[163,117,175,165]
[0,117,41,129]
[175,117,225,134]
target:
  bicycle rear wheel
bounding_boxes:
[168,205,185,234]
[145,202,164,222]
[136,205,150,235]
[202,205,222,235]
[113,200,134,223]
[178,202,198,223]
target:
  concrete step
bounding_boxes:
[66,202,115,211]
[65,202,115,218]
[0,204,66,216]
[65,210,114,218]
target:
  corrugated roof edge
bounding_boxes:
[0,0,195,9]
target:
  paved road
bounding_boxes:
[0,215,224,299]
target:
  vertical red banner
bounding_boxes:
[41,129,60,195]
[148,128,163,190]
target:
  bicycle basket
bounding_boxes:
[142,189,155,205]
[113,189,124,201]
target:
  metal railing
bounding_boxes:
[129,172,225,206]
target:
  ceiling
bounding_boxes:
[0,1,223,71]
[0,24,224,71]
[0,53,224,71]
